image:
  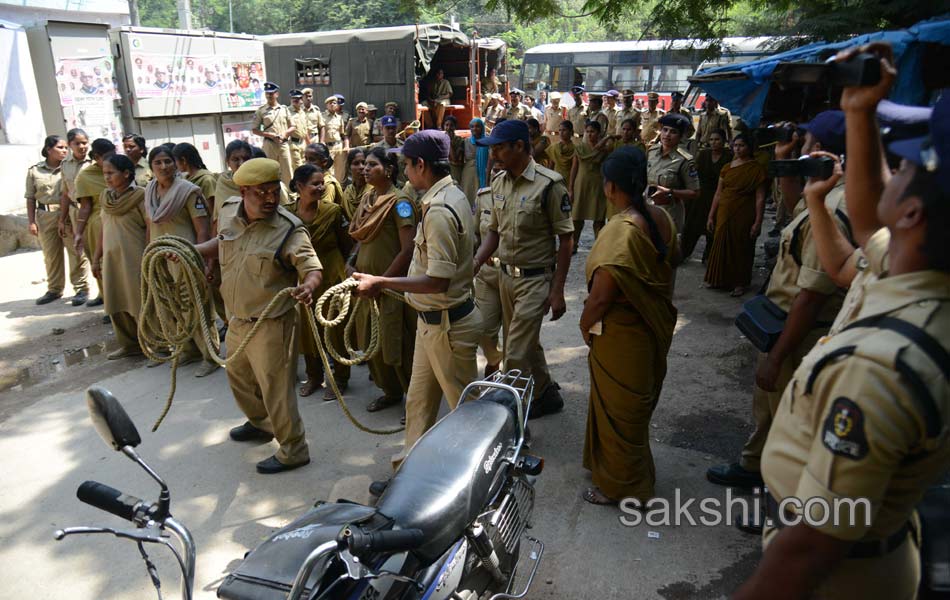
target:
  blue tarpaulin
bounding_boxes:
[689,17,950,126]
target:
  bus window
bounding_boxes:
[611,65,650,91]
[523,62,551,91]
[653,64,694,91]
[573,66,610,91]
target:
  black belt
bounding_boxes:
[36,203,58,211]
[290,137,304,143]
[418,297,475,325]
[765,493,910,558]
[499,262,552,278]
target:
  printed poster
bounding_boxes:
[54,56,122,145]
[129,53,233,98]
[222,121,263,147]
[225,60,266,109]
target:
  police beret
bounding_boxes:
[355,101,368,110]
[263,81,279,93]
[658,112,691,133]
[324,95,337,105]
[647,91,659,99]
[233,158,281,186]
[301,87,313,95]
[385,101,399,108]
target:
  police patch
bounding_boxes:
[195,198,206,210]
[821,397,868,460]
[395,200,413,219]
[560,193,572,213]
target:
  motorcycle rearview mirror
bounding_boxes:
[86,387,141,451]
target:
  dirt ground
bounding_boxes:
[0,212,780,599]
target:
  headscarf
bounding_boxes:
[469,118,490,188]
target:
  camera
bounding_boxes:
[767,157,836,180]
[772,52,882,88]
[754,125,805,145]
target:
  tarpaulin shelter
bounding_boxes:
[688,17,950,126]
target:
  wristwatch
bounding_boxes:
[668,191,675,202]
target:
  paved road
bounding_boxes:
[0,228,771,599]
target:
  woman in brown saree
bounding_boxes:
[703,133,767,296]
[292,164,353,399]
[341,148,367,223]
[682,129,732,261]
[94,154,147,359]
[569,120,614,249]
[544,120,575,183]
[349,146,417,413]
[579,146,677,506]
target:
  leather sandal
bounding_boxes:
[366,395,401,412]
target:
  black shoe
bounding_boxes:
[256,455,310,474]
[71,291,88,306]
[528,384,564,420]
[734,509,765,535]
[369,479,391,497]
[706,462,764,490]
[36,291,62,305]
[86,296,104,307]
[102,315,111,324]
[229,422,274,443]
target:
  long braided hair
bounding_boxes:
[601,146,668,262]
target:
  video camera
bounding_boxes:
[772,52,882,88]
[753,125,806,146]
[767,156,836,180]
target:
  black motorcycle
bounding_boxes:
[57,370,544,600]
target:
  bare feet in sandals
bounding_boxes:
[366,395,401,413]
[582,486,616,505]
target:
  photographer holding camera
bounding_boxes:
[737,44,950,600]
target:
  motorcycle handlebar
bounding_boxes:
[77,480,148,523]
[345,528,424,555]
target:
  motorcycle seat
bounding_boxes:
[377,397,517,564]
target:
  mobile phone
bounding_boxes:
[647,185,658,197]
[767,157,836,180]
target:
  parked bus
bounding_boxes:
[520,37,773,109]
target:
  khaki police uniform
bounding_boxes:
[739,186,850,472]
[395,176,480,467]
[475,186,504,367]
[59,153,92,292]
[568,104,588,138]
[697,106,733,146]
[217,197,323,465]
[640,108,666,144]
[614,107,641,137]
[761,269,950,599]
[134,158,152,188]
[26,160,88,296]
[829,226,890,336]
[323,110,348,182]
[489,160,573,394]
[544,104,564,136]
[603,106,621,136]
[346,117,373,149]
[505,103,532,121]
[303,105,325,142]
[288,105,310,170]
[646,144,700,233]
[252,103,294,186]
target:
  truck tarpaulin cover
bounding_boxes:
[413,24,470,76]
[689,16,950,126]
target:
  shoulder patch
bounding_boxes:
[395,200,413,219]
[560,193,572,214]
[194,197,206,210]
[821,397,869,460]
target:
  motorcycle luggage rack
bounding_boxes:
[487,535,544,600]
[459,369,535,451]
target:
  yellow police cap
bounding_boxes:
[647,91,659,99]
[233,158,280,186]
[301,87,313,94]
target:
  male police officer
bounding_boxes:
[354,130,480,469]
[300,88,325,144]
[641,91,667,145]
[251,82,295,186]
[287,89,310,170]
[190,158,323,473]
[736,59,950,600]
[567,85,588,137]
[474,120,573,418]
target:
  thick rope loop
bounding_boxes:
[139,236,403,435]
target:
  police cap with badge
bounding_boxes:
[263,81,279,94]
[390,130,452,219]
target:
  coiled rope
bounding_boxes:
[138,235,404,435]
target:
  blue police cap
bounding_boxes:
[380,115,398,128]
[263,81,279,93]
[475,119,530,147]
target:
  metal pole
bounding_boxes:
[229,0,233,32]
[177,0,192,30]
[128,0,140,26]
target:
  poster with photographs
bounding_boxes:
[55,56,122,145]
[130,53,234,98]
[222,121,263,147]
[225,61,267,109]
